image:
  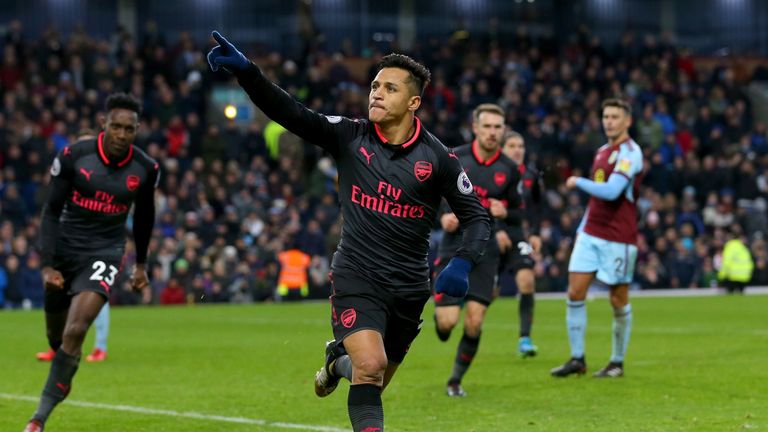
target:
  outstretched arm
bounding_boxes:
[207,31,360,157]
[568,173,629,201]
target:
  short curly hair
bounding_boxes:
[105,92,142,117]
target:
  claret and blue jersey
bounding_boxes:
[581,138,644,245]
[570,138,644,285]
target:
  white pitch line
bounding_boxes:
[0,393,347,432]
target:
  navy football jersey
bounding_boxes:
[40,133,159,265]
[439,141,523,257]
[234,64,490,289]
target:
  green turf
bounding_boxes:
[1,295,766,431]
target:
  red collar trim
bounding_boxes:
[98,132,134,167]
[609,137,632,149]
[373,117,422,148]
[471,140,501,166]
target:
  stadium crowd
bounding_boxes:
[2,20,768,309]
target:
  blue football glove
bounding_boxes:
[434,257,472,298]
[207,31,250,73]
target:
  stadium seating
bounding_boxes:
[2,22,767,309]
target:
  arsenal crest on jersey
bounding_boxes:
[126,175,140,191]
[340,308,357,328]
[494,172,507,187]
[414,161,433,182]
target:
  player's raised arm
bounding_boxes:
[207,31,358,157]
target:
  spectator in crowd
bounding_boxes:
[718,225,754,294]
[21,252,44,308]
[160,277,186,305]
[2,254,23,309]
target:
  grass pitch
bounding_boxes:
[1,295,766,431]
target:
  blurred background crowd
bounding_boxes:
[3,0,768,309]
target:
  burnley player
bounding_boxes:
[208,32,489,431]
[433,104,536,397]
[551,98,642,378]
[501,131,542,358]
[24,93,158,432]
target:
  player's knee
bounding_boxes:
[567,286,587,301]
[352,355,388,384]
[609,294,628,309]
[463,316,483,337]
[516,270,535,293]
[435,313,458,332]
[62,321,89,344]
[609,285,629,307]
[464,325,482,338]
[436,322,455,337]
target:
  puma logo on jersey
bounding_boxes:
[359,147,375,165]
[80,168,94,181]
